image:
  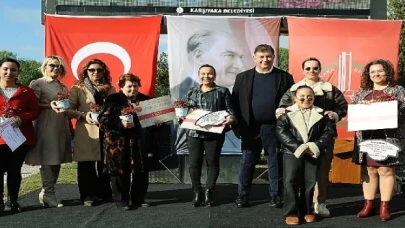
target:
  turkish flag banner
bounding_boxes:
[44,14,162,96]
[287,17,402,139]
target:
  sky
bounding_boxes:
[0,0,288,62]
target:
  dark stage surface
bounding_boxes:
[1,184,405,227]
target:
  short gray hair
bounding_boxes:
[187,30,232,54]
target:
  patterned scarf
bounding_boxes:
[84,77,111,104]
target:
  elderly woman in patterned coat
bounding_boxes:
[98,73,149,210]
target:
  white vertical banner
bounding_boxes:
[167,16,281,154]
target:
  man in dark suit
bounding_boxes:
[232,44,294,208]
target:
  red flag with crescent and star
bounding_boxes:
[44,14,162,96]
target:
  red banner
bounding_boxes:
[45,15,162,96]
[288,17,402,138]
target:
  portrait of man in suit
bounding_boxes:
[170,29,245,100]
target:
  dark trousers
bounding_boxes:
[0,145,29,203]
[110,171,149,204]
[238,124,281,196]
[283,153,318,218]
[187,135,225,191]
[77,160,112,200]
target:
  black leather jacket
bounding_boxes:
[276,105,336,158]
[187,84,235,119]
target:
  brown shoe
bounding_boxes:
[285,216,300,225]
[304,214,316,223]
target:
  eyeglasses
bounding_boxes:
[48,64,63,69]
[298,97,314,102]
[304,67,320,72]
[87,68,104,73]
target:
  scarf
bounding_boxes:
[84,77,111,105]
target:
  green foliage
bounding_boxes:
[155,52,170,97]
[0,50,17,59]
[278,47,289,72]
[18,59,43,86]
[387,0,405,86]
[0,50,42,86]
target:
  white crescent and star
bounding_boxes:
[70,42,131,79]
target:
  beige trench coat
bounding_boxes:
[65,84,115,162]
[25,77,72,166]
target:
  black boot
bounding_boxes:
[235,195,248,208]
[9,201,22,213]
[192,189,203,207]
[205,189,214,207]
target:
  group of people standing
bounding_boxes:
[0,43,404,225]
[176,44,405,225]
[0,56,155,214]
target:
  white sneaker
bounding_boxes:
[314,203,330,217]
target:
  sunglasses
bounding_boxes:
[298,97,314,102]
[304,67,320,72]
[48,64,63,69]
[87,68,104,73]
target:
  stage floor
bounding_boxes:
[1,184,405,227]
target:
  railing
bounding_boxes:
[55,0,371,10]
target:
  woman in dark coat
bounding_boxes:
[276,85,336,225]
[98,73,149,210]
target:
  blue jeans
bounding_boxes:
[238,124,281,197]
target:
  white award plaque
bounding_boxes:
[359,139,400,161]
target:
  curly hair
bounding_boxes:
[361,59,396,89]
[78,59,112,85]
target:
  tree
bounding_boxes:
[278,47,289,72]
[155,52,170,97]
[388,0,405,86]
[0,50,16,59]
[0,50,42,86]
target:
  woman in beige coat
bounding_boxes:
[65,59,115,206]
[25,55,72,208]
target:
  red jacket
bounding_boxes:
[0,85,40,145]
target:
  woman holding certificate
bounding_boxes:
[0,58,40,213]
[352,59,405,221]
[176,64,235,207]
[98,73,154,210]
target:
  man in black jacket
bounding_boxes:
[232,44,294,208]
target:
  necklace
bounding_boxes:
[300,109,312,132]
